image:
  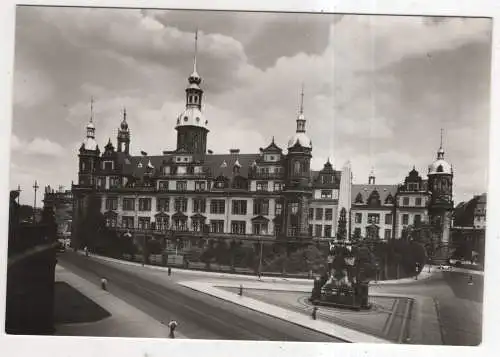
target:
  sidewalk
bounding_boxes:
[55,265,186,339]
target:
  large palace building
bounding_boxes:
[71,34,454,250]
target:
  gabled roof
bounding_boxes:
[351,184,398,205]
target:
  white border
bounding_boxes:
[1,1,499,357]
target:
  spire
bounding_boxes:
[193,28,198,74]
[296,83,306,133]
[90,96,94,123]
[299,82,305,115]
[120,106,129,131]
[437,128,445,159]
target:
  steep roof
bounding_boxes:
[351,184,398,205]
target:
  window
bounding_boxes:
[294,161,301,174]
[105,215,117,228]
[158,181,169,191]
[324,225,332,237]
[174,197,188,212]
[232,200,247,215]
[385,213,393,225]
[355,213,362,224]
[355,193,364,204]
[384,229,391,239]
[121,216,134,229]
[210,220,224,233]
[315,208,323,220]
[173,218,187,231]
[308,225,313,235]
[192,219,203,232]
[402,214,409,225]
[414,214,422,225]
[176,181,187,191]
[210,200,225,214]
[368,213,380,224]
[138,217,151,229]
[325,208,333,221]
[156,216,168,231]
[403,197,410,206]
[187,166,194,175]
[256,181,268,192]
[273,182,283,192]
[321,190,332,199]
[408,183,418,191]
[275,202,283,216]
[354,227,361,238]
[193,198,206,213]
[195,181,206,191]
[253,199,269,215]
[163,166,171,175]
[105,197,118,210]
[315,224,322,237]
[231,221,246,234]
[415,197,422,206]
[252,222,269,235]
[103,161,113,170]
[157,198,169,212]
[309,208,314,220]
[322,175,332,184]
[289,202,299,215]
[109,177,120,188]
[123,198,135,211]
[97,177,106,189]
[177,166,187,175]
[138,198,152,211]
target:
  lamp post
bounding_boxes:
[258,239,264,276]
[32,180,39,224]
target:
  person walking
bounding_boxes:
[168,320,178,338]
[84,246,89,257]
[168,267,172,276]
[312,306,318,320]
[101,277,108,291]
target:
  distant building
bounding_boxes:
[71,33,455,252]
[451,193,486,257]
[43,185,73,239]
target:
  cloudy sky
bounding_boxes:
[10,6,491,205]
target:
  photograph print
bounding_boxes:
[5,5,491,346]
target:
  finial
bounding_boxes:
[194,28,198,73]
[90,96,94,123]
[440,128,443,149]
[123,106,127,120]
[271,136,275,144]
[299,83,305,114]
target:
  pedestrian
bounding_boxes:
[101,277,108,291]
[84,246,89,257]
[168,267,172,276]
[258,271,262,280]
[239,284,243,296]
[312,306,318,320]
[168,320,178,338]
[468,275,474,286]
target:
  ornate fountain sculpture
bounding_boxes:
[310,241,371,310]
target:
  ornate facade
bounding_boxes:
[71,34,454,249]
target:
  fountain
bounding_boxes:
[310,241,371,310]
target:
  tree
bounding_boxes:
[336,207,347,241]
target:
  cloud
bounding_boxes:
[11,135,66,157]
[9,8,492,205]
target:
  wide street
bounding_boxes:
[57,251,342,342]
[57,251,483,345]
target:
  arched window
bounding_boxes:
[385,193,394,205]
[437,165,443,173]
[294,161,301,174]
[355,192,364,204]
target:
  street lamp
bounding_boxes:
[32,180,39,224]
[258,239,264,277]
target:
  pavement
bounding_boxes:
[55,265,186,339]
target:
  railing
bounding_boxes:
[248,172,285,180]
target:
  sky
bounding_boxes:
[9,6,492,206]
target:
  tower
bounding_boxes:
[368,167,376,185]
[282,85,313,238]
[117,107,130,154]
[78,97,100,186]
[175,30,209,156]
[427,129,453,252]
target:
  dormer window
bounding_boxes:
[355,193,364,204]
[163,166,171,175]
